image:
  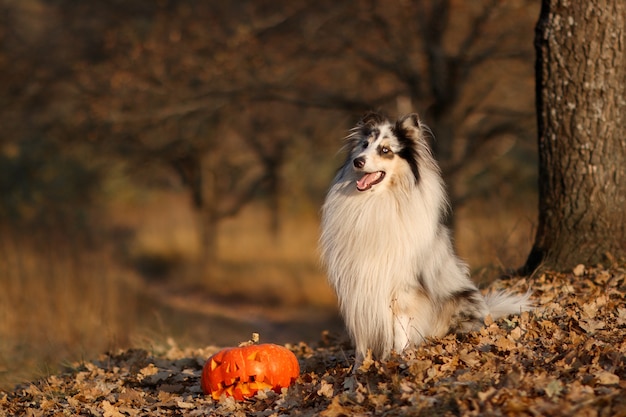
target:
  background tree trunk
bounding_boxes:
[525,0,626,272]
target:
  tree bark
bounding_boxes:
[525,0,626,272]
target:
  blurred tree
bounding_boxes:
[0,0,540,273]
[0,1,101,235]
[262,0,538,211]
[0,138,99,230]
[234,104,300,237]
[66,2,332,268]
[524,0,626,272]
[60,3,246,267]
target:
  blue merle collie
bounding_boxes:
[320,112,531,363]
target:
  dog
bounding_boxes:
[320,112,531,363]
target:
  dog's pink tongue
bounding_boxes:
[356,172,379,191]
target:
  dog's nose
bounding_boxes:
[353,156,365,169]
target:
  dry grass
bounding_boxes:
[0,188,537,391]
[0,228,133,389]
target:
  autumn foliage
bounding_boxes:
[2,267,625,415]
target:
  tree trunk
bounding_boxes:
[267,157,282,239]
[197,206,219,275]
[198,154,219,275]
[170,149,219,274]
[525,0,626,272]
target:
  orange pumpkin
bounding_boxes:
[201,343,300,401]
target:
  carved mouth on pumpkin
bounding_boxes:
[356,171,386,191]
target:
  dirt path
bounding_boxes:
[127,272,344,347]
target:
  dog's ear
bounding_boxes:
[396,113,433,146]
[358,111,387,128]
[397,113,421,133]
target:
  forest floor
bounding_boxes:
[1,265,625,417]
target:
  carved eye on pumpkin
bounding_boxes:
[201,343,300,401]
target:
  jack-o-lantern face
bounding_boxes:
[201,343,300,401]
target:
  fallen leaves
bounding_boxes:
[1,265,625,416]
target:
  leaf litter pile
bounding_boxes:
[2,266,625,416]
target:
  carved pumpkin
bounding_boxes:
[201,343,300,400]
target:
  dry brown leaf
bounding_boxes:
[495,336,517,352]
[102,400,125,417]
[573,264,585,277]
[316,380,334,398]
[594,371,620,386]
[368,393,388,410]
[579,319,605,334]
[358,350,375,373]
[544,379,564,398]
[509,326,523,341]
[177,400,196,409]
[320,396,350,417]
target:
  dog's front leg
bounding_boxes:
[393,313,412,353]
[392,290,434,353]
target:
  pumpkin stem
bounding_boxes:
[238,332,260,347]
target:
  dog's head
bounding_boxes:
[344,112,437,192]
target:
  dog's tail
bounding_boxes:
[483,290,533,320]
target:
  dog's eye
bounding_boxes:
[381,146,390,154]
[362,140,369,149]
